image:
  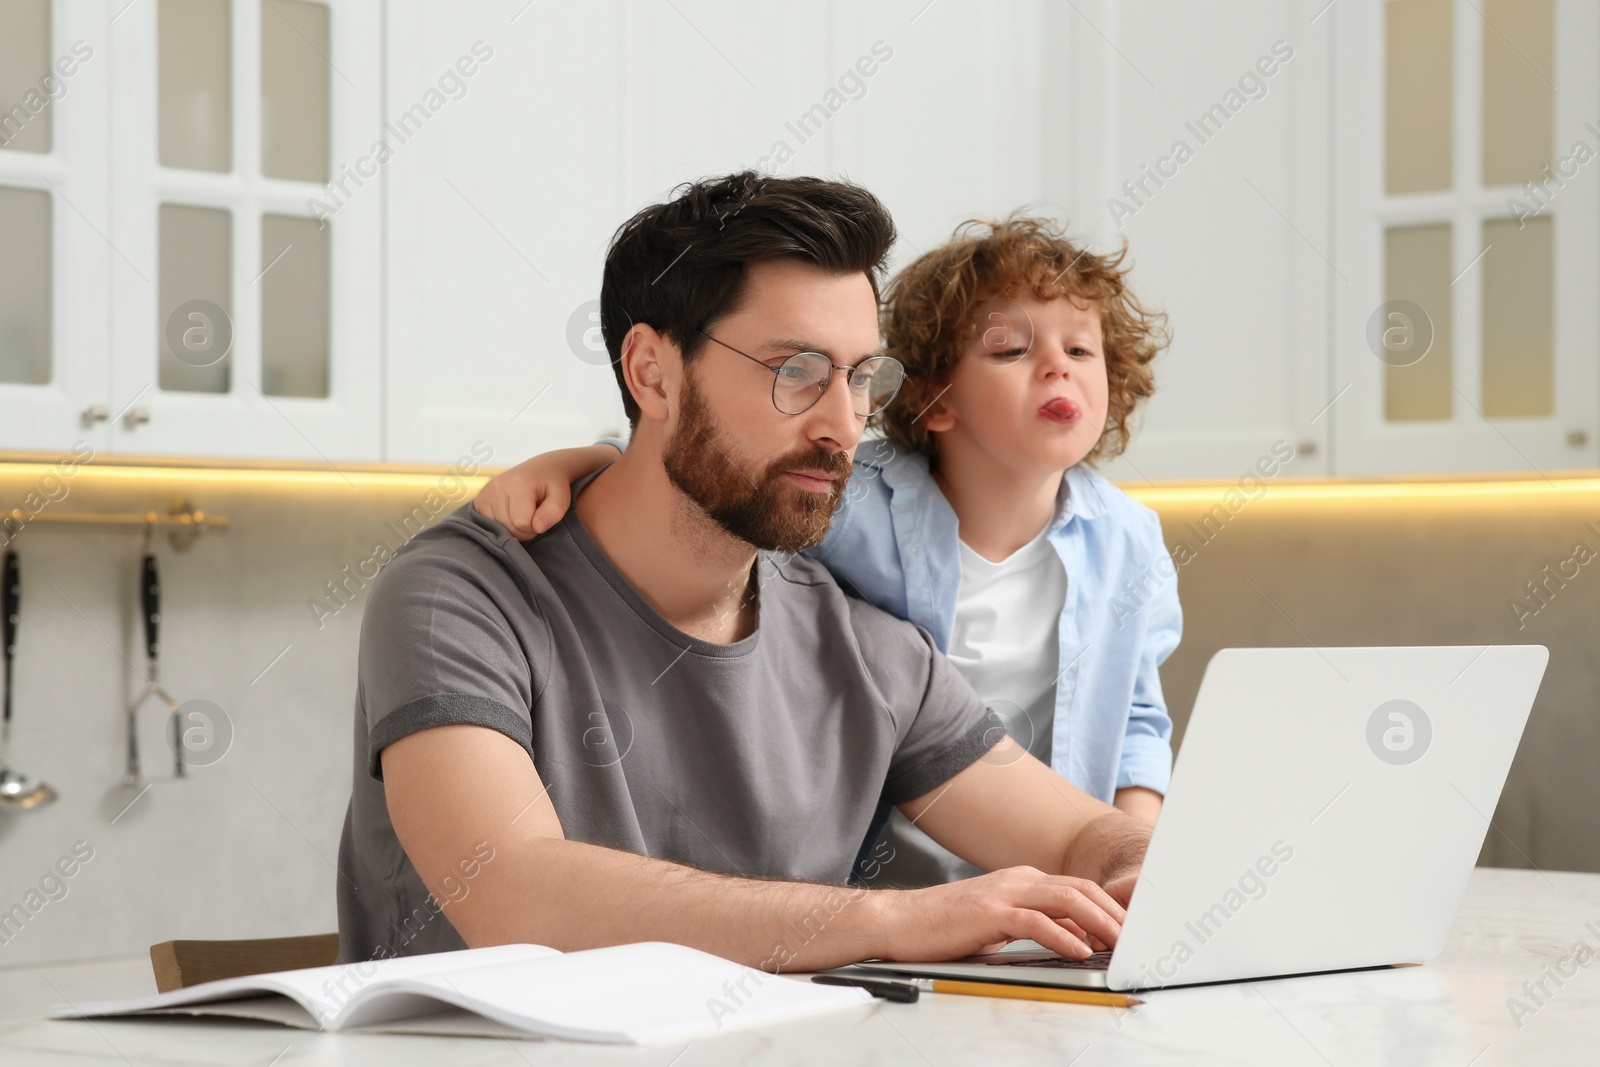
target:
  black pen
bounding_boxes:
[811,974,920,1002]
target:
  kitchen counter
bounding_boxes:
[1,867,1596,1065]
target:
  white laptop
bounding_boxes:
[856,645,1549,992]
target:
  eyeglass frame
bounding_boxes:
[693,328,907,417]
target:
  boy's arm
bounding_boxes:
[382,723,1132,969]
[1114,786,1163,824]
[1113,510,1184,825]
[474,442,622,538]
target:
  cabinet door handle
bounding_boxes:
[80,404,110,427]
[124,407,152,428]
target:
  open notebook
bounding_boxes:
[49,941,869,1045]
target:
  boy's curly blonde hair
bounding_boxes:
[873,216,1170,468]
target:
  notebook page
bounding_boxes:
[271,943,558,1027]
[49,943,557,1026]
[351,941,870,1044]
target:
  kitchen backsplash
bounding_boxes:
[0,462,492,968]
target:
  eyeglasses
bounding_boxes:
[696,329,907,417]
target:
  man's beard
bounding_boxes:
[662,370,852,554]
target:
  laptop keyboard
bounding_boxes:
[988,951,1113,970]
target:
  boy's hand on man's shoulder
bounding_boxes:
[474,443,621,540]
[474,468,571,540]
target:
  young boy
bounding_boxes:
[474,217,1178,889]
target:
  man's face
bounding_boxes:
[661,258,882,553]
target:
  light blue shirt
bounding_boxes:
[807,439,1181,802]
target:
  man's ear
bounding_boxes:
[618,323,679,423]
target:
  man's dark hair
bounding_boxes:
[600,171,897,427]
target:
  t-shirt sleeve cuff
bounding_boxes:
[367,694,533,781]
[881,708,1005,806]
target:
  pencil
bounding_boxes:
[919,978,1141,1008]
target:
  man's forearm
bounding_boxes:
[389,728,1135,970]
[456,835,889,973]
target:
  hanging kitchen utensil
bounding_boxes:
[0,549,57,810]
[125,532,183,785]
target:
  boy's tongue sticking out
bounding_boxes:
[1039,397,1082,424]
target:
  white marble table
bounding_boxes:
[2,867,1596,1066]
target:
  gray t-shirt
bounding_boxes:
[336,488,999,963]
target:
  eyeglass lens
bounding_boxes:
[772,352,904,416]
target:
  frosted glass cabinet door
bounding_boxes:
[157,202,233,395]
[1385,0,1453,195]
[158,0,232,173]
[0,0,52,154]
[0,4,113,455]
[0,186,51,387]
[107,0,382,463]
[259,213,329,399]
[1333,0,1599,475]
[260,0,329,183]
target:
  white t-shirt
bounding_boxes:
[879,518,1068,885]
[947,525,1066,766]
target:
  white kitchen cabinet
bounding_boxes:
[0,1,113,457]
[383,2,845,467]
[106,0,383,463]
[381,1,624,467]
[1330,0,1600,476]
[831,1,1046,270]
[7,1,1597,478]
[1038,0,1599,481]
[377,0,1343,478]
[617,1,831,206]
[1047,0,1333,483]
[2,0,381,464]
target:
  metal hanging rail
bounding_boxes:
[1,499,229,551]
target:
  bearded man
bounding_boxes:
[336,172,1149,968]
